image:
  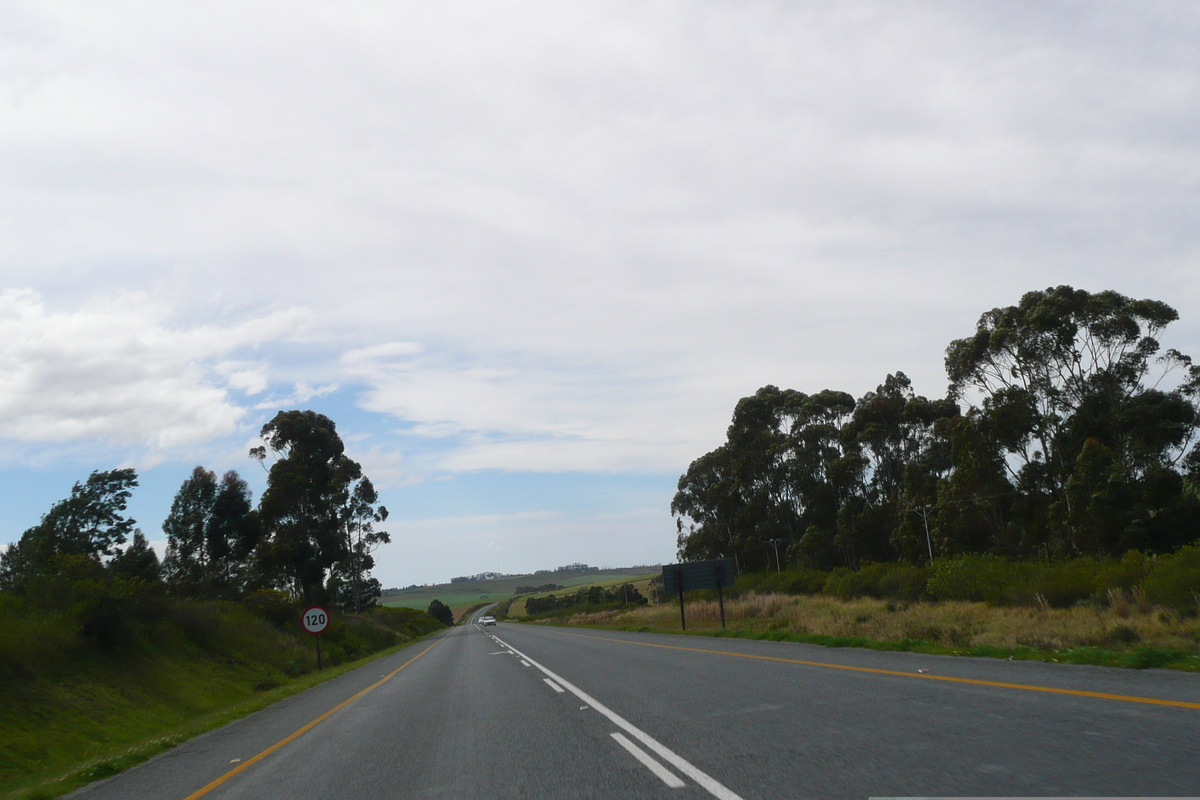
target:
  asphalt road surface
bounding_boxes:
[72,611,1200,799]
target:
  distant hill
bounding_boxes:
[379,565,661,612]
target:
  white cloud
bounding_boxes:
[348,443,421,490]
[251,381,338,411]
[0,2,1197,483]
[0,288,308,455]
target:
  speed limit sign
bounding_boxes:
[302,606,329,635]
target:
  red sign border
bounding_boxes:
[302,605,330,636]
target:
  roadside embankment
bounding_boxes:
[541,591,1200,670]
[0,598,445,800]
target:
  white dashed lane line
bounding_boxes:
[543,678,565,693]
[491,632,744,800]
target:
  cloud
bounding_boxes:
[0,288,308,455]
[1,2,1198,483]
[348,443,422,490]
[252,381,338,411]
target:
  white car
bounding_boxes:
[480,615,497,626]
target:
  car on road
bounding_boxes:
[480,615,496,626]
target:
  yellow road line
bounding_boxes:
[181,635,445,800]
[560,631,1200,710]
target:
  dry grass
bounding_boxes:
[563,591,1200,654]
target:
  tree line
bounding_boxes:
[0,410,390,612]
[673,286,1200,573]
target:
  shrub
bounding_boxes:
[243,589,300,627]
[823,562,932,601]
[1030,560,1103,608]
[1143,543,1200,611]
[927,554,1022,605]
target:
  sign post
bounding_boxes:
[661,559,736,630]
[302,606,330,669]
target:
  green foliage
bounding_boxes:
[673,287,1200,572]
[426,599,454,626]
[823,562,933,602]
[251,411,389,609]
[242,588,301,627]
[720,541,1200,613]
[734,567,828,596]
[161,468,260,600]
[0,469,138,594]
[1143,543,1200,610]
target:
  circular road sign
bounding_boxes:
[302,606,329,635]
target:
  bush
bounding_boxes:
[1031,560,1103,608]
[1143,544,1200,611]
[735,567,827,597]
[426,599,454,626]
[1093,550,1148,592]
[926,554,1022,605]
[822,563,932,601]
[243,589,300,627]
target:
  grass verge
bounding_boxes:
[1,631,443,800]
[523,593,1200,672]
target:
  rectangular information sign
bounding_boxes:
[661,559,736,630]
[661,558,736,596]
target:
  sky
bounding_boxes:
[1,1,1198,587]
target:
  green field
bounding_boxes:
[380,567,660,614]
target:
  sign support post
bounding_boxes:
[717,582,726,629]
[302,606,330,670]
[677,565,686,630]
[662,559,735,632]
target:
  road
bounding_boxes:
[72,611,1200,799]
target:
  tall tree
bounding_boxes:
[945,286,1200,555]
[162,467,260,598]
[337,477,389,612]
[161,467,218,595]
[109,530,162,583]
[251,410,364,604]
[0,469,138,593]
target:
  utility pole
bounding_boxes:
[913,505,934,564]
[767,538,786,572]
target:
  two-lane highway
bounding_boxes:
[72,614,1200,799]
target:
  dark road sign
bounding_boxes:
[661,559,735,595]
[661,559,736,630]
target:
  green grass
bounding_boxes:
[0,633,442,800]
[0,601,445,800]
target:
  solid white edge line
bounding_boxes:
[611,732,686,788]
[492,633,744,800]
[543,677,565,693]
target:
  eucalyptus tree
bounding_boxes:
[0,469,138,593]
[252,410,389,605]
[162,467,260,598]
[335,477,390,612]
[945,285,1200,555]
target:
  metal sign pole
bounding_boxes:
[717,582,726,629]
[316,633,323,670]
[677,564,686,631]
